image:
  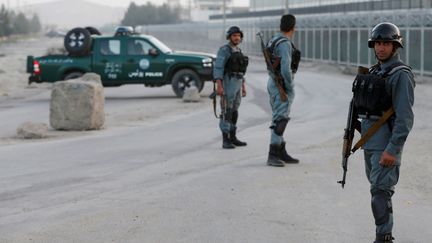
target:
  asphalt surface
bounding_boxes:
[0,42,431,243]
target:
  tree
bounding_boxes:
[13,12,30,34]
[121,1,180,27]
[0,4,12,37]
[30,14,42,33]
[0,6,40,37]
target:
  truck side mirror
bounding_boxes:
[149,48,158,57]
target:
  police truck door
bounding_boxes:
[123,38,166,85]
[93,38,124,85]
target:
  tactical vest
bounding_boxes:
[267,36,301,74]
[352,61,411,118]
[224,45,249,74]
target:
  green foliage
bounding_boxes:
[0,4,42,37]
[0,4,12,36]
[13,12,30,34]
[30,14,42,33]
[121,2,181,27]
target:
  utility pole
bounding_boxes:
[284,0,289,14]
[189,0,192,21]
[223,0,226,37]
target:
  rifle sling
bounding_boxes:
[351,107,395,153]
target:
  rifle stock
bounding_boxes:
[257,32,288,101]
[358,66,369,75]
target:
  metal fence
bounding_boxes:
[139,9,432,78]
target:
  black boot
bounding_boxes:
[280,142,299,163]
[230,129,247,146]
[374,233,394,243]
[222,133,235,149]
[267,144,285,167]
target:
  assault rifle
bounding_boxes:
[257,32,287,102]
[209,81,227,119]
[338,98,358,188]
[337,66,367,188]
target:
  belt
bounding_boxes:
[227,72,244,78]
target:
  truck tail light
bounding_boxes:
[33,60,41,75]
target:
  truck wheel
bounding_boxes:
[64,71,84,80]
[64,27,92,56]
[85,26,101,35]
[171,69,202,98]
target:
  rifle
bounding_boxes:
[338,98,358,188]
[209,83,219,118]
[209,81,227,119]
[337,66,366,188]
[257,32,288,102]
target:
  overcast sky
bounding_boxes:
[0,0,249,8]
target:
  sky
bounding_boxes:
[0,0,249,8]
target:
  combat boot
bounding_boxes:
[374,233,394,243]
[222,133,235,149]
[280,142,299,163]
[230,129,247,146]
[267,144,285,167]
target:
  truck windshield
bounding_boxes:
[147,36,172,54]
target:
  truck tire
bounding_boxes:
[85,26,101,35]
[64,71,84,80]
[64,27,92,56]
[171,69,202,98]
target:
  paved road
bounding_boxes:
[0,60,431,243]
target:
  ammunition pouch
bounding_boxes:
[291,43,301,74]
[225,51,249,74]
[352,74,391,118]
[353,61,412,118]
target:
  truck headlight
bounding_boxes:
[202,58,213,67]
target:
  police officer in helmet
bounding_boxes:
[357,22,415,243]
[213,26,249,149]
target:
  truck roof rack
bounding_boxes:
[114,26,135,36]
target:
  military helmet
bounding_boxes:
[226,26,243,40]
[368,22,403,48]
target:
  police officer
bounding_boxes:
[213,26,248,149]
[266,14,300,166]
[358,22,415,243]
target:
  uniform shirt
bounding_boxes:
[362,54,415,156]
[268,33,294,96]
[213,43,241,80]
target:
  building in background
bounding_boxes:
[168,0,240,22]
[250,0,432,12]
[144,0,432,78]
[191,0,233,21]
